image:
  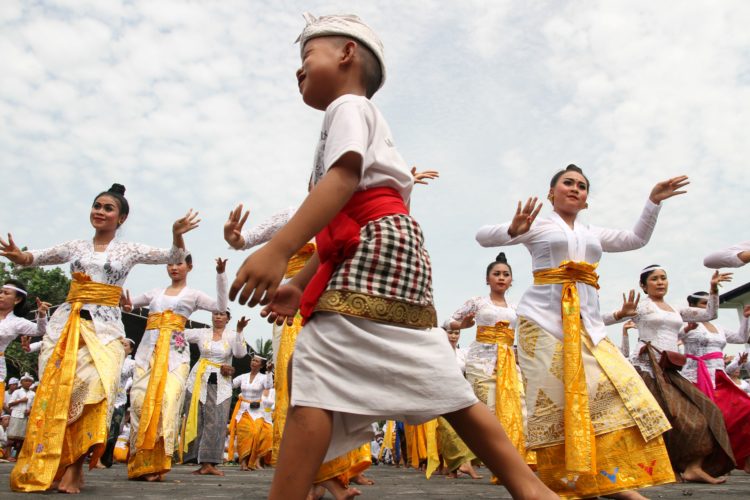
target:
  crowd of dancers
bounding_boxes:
[1,12,750,500]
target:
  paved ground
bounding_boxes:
[0,463,748,498]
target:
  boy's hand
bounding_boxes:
[260,284,302,326]
[229,245,288,307]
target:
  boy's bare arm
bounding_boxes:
[230,153,361,307]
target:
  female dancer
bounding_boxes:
[125,256,229,481]
[630,266,736,483]
[227,354,273,471]
[0,279,49,410]
[681,292,750,473]
[181,309,248,476]
[435,328,480,479]
[443,252,532,474]
[476,165,684,498]
[1,183,197,493]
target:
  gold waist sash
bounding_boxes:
[183,358,222,453]
[227,395,259,459]
[135,310,187,452]
[476,321,514,346]
[285,242,316,279]
[477,321,525,457]
[533,260,599,475]
[11,272,121,492]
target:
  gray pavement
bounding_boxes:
[0,463,748,498]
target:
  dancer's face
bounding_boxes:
[487,263,512,293]
[212,311,228,329]
[642,269,669,299]
[296,37,346,110]
[166,260,191,282]
[90,194,124,232]
[446,329,460,347]
[250,357,262,371]
[550,171,588,215]
[0,287,22,311]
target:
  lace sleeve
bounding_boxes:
[194,272,228,314]
[724,316,750,344]
[620,330,631,358]
[679,293,718,322]
[28,240,80,267]
[129,243,186,266]
[442,298,481,329]
[241,206,297,250]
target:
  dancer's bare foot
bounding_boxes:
[351,473,374,485]
[306,485,326,500]
[144,473,162,482]
[458,462,482,479]
[57,461,84,494]
[94,462,106,469]
[603,490,649,500]
[320,479,362,500]
[681,466,726,484]
[743,457,750,474]
[192,463,225,476]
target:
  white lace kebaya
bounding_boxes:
[26,239,186,346]
[681,316,750,387]
[239,206,296,250]
[0,312,46,381]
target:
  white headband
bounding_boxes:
[252,354,267,361]
[2,285,27,296]
[640,265,665,275]
[295,12,386,90]
[688,292,709,301]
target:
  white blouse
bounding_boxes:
[27,239,184,345]
[630,295,718,376]
[476,199,661,345]
[681,318,750,387]
[131,272,228,372]
[114,355,135,409]
[239,206,296,250]
[703,241,750,268]
[0,312,46,381]
[185,328,248,406]
[232,371,274,421]
[262,388,275,424]
[444,296,517,377]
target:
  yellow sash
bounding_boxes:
[533,260,599,474]
[226,395,256,460]
[476,321,526,457]
[378,420,394,461]
[135,310,187,451]
[182,358,222,453]
[10,272,121,492]
[284,242,316,278]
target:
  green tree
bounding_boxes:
[251,337,273,360]
[0,261,71,379]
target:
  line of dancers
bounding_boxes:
[2,12,750,500]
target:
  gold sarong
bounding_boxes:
[227,396,255,460]
[533,261,599,475]
[10,273,121,492]
[135,311,187,453]
[182,358,222,453]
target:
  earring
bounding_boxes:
[548,194,554,203]
[583,203,588,209]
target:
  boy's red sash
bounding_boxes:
[299,187,408,322]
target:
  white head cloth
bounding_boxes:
[8,377,19,385]
[20,373,33,382]
[640,264,665,275]
[2,284,27,296]
[295,12,386,90]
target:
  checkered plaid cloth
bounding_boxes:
[325,214,434,306]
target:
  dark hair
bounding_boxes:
[251,353,268,374]
[184,254,193,266]
[3,279,27,316]
[639,265,664,287]
[93,183,130,221]
[550,164,590,192]
[359,44,382,98]
[486,252,512,279]
[687,291,709,307]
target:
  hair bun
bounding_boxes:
[495,252,507,264]
[108,183,126,196]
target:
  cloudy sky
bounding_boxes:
[2,0,748,352]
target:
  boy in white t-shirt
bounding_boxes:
[7,374,35,456]
[230,13,555,500]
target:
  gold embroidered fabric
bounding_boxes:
[285,242,316,278]
[314,290,437,328]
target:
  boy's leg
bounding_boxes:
[268,405,333,500]
[445,403,556,499]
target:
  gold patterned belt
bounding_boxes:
[314,290,437,329]
[476,321,514,346]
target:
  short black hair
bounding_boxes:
[358,43,382,98]
[687,291,709,307]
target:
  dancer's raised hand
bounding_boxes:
[224,204,249,249]
[236,316,250,333]
[649,175,689,204]
[411,167,440,185]
[0,233,30,265]
[35,297,51,317]
[710,270,732,292]
[508,197,542,238]
[215,257,228,274]
[173,209,201,236]
[615,290,641,320]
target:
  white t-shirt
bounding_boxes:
[310,94,414,203]
[9,387,34,418]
